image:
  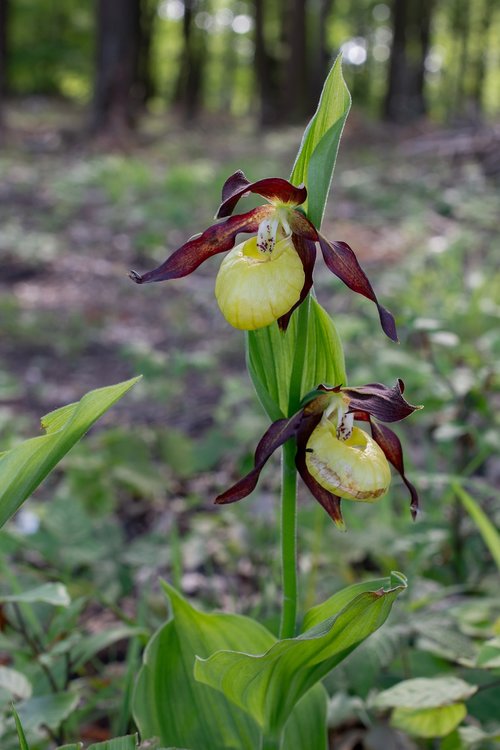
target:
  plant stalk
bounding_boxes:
[260,731,281,749]
[279,296,311,640]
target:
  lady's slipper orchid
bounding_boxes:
[215,380,421,529]
[130,170,398,339]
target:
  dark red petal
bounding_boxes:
[318,236,398,342]
[217,176,308,218]
[221,170,251,203]
[369,420,419,519]
[278,236,317,332]
[215,411,304,505]
[129,206,272,284]
[295,415,346,529]
[288,210,318,241]
[343,380,422,423]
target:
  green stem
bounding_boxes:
[288,294,311,415]
[280,438,298,639]
[279,296,311,640]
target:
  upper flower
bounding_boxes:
[215,379,421,529]
[130,170,398,340]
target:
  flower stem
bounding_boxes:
[279,296,311,640]
[280,437,298,639]
[260,730,281,749]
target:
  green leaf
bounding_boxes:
[0,583,70,607]
[247,297,346,419]
[17,692,79,732]
[87,735,138,750]
[133,582,327,750]
[0,377,141,529]
[476,636,500,669]
[12,705,30,750]
[56,745,82,750]
[374,677,478,710]
[195,574,406,736]
[290,54,351,228]
[391,704,467,739]
[453,482,500,572]
[0,667,32,701]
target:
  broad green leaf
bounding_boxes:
[12,706,30,750]
[0,667,32,701]
[302,575,404,631]
[453,482,500,572]
[87,736,138,750]
[391,704,467,739]
[133,582,327,750]
[476,636,500,668]
[290,54,351,228]
[374,677,478,710]
[56,745,82,750]
[0,377,141,529]
[0,583,70,607]
[247,297,346,419]
[195,575,406,736]
[17,692,79,732]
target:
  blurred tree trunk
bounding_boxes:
[254,0,280,125]
[137,0,157,105]
[0,0,8,130]
[453,0,470,117]
[92,0,142,136]
[173,0,206,121]
[308,0,335,109]
[282,0,309,122]
[471,0,496,117]
[384,0,434,123]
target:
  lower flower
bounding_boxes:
[215,235,305,330]
[215,380,421,529]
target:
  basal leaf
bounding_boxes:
[0,377,140,529]
[0,666,32,700]
[373,676,478,710]
[290,54,351,228]
[87,735,139,750]
[17,692,79,732]
[0,583,70,607]
[195,574,406,736]
[247,297,346,419]
[391,704,467,739]
[133,582,327,750]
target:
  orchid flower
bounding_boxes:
[130,170,398,339]
[215,380,421,529]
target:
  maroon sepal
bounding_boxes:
[369,420,419,519]
[217,171,307,218]
[215,411,303,505]
[130,206,272,284]
[288,209,318,242]
[318,236,398,342]
[296,414,345,529]
[343,380,421,423]
[278,236,317,332]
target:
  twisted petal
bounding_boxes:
[277,236,317,332]
[296,414,345,529]
[217,170,308,218]
[369,420,419,519]
[130,206,273,284]
[215,411,303,505]
[318,236,398,342]
[342,380,422,423]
